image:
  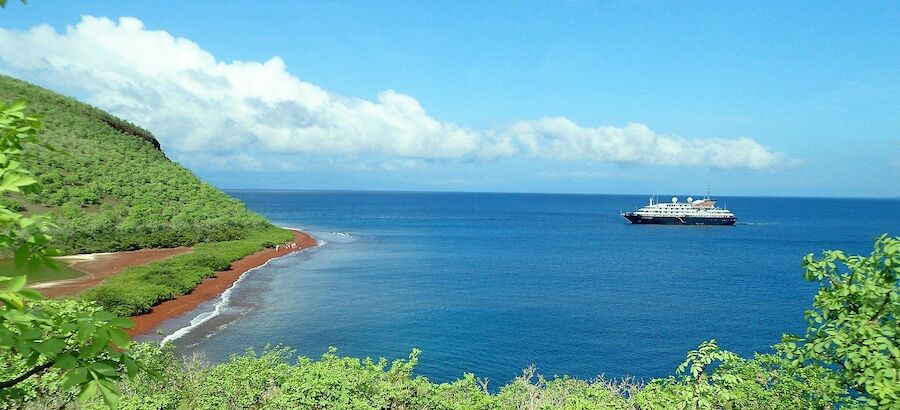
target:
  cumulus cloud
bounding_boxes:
[508,118,784,169]
[0,16,785,169]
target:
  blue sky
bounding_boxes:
[1,1,898,197]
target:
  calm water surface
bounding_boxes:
[162,192,899,384]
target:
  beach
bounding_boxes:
[33,247,193,298]
[127,229,316,337]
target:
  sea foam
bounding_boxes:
[160,233,325,345]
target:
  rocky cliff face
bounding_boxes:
[92,110,162,151]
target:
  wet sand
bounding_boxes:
[127,230,316,337]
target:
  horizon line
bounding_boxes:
[219,187,900,200]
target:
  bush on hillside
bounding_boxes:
[13,343,843,410]
[0,75,272,254]
[81,227,293,317]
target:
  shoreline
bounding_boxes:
[127,230,317,337]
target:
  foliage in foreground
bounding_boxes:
[50,235,892,410]
[16,342,844,410]
[81,226,294,317]
[0,300,143,408]
[1,99,141,408]
[782,234,899,407]
[0,75,272,254]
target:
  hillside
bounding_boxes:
[0,75,270,254]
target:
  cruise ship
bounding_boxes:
[622,194,736,225]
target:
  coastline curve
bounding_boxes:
[160,236,325,344]
[127,229,319,337]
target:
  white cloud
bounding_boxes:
[0,16,786,170]
[508,119,784,169]
[176,152,265,171]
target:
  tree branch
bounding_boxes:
[0,360,53,389]
[869,291,892,323]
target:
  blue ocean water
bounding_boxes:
[166,192,899,384]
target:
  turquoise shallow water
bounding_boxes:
[163,191,899,384]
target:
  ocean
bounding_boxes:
[157,191,899,384]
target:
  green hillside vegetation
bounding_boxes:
[2,93,145,409]
[0,75,293,315]
[82,226,291,316]
[0,75,272,255]
[9,342,845,410]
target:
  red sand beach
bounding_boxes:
[32,247,193,299]
[128,230,316,337]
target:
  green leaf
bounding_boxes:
[5,274,25,291]
[32,337,65,356]
[1,292,23,309]
[122,356,137,379]
[19,328,41,341]
[109,317,134,329]
[90,362,119,378]
[98,378,121,409]
[93,311,116,322]
[26,256,42,272]
[108,328,130,348]
[61,367,88,390]
[25,351,39,366]
[87,329,109,355]
[54,353,77,370]
[13,244,28,268]
[3,174,36,187]
[76,320,95,342]
[77,379,99,403]
[8,99,26,112]
[16,288,43,300]
[0,328,14,347]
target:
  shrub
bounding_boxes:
[82,227,293,317]
[0,75,274,255]
[179,254,233,271]
[781,234,899,408]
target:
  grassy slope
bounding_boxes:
[0,75,272,255]
[0,75,292,313]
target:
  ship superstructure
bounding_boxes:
[622,194,736,225]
